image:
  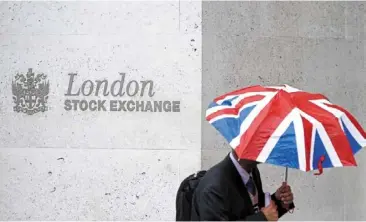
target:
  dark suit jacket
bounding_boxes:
[191,154,294,221]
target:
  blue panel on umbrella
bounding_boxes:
[208,102,218,109]
[341,120,362,154]
[211,105,255,143]
[266,122,299,169]
[312,131,333,169]
[208,96,239,109]
[222,96,239,106]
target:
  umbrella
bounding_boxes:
[206,84,366,180]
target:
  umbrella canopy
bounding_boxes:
[206,84,366,173]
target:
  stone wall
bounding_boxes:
[202,1,366,220]
[0,1,201,220]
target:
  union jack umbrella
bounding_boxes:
[206,84,366,177]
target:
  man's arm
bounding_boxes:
[199,187,268,221]
[271,193,295,218]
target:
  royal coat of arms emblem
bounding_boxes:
[12,68,50,115]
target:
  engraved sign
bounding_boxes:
[12,68,50,115]
[64,73,181,112]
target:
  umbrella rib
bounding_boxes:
[229,92,277,150]
[313,99,366,148]
[256,109,297,164]
[298,109,343,168]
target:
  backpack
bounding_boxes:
[175,170,207,221]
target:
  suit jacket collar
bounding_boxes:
[221,153,265,209]
[229,152,251,185]
[221,154,255,214]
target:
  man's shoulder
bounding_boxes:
[195,160,230,193]
[201,159,227,178]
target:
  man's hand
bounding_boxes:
[275,182,294,207]
[261,200,278,221]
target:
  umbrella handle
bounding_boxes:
[283,167,294,214]
[284,167,288,183]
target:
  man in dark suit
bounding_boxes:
[191,151,295,221]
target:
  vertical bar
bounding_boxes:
[285,167,288,183]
